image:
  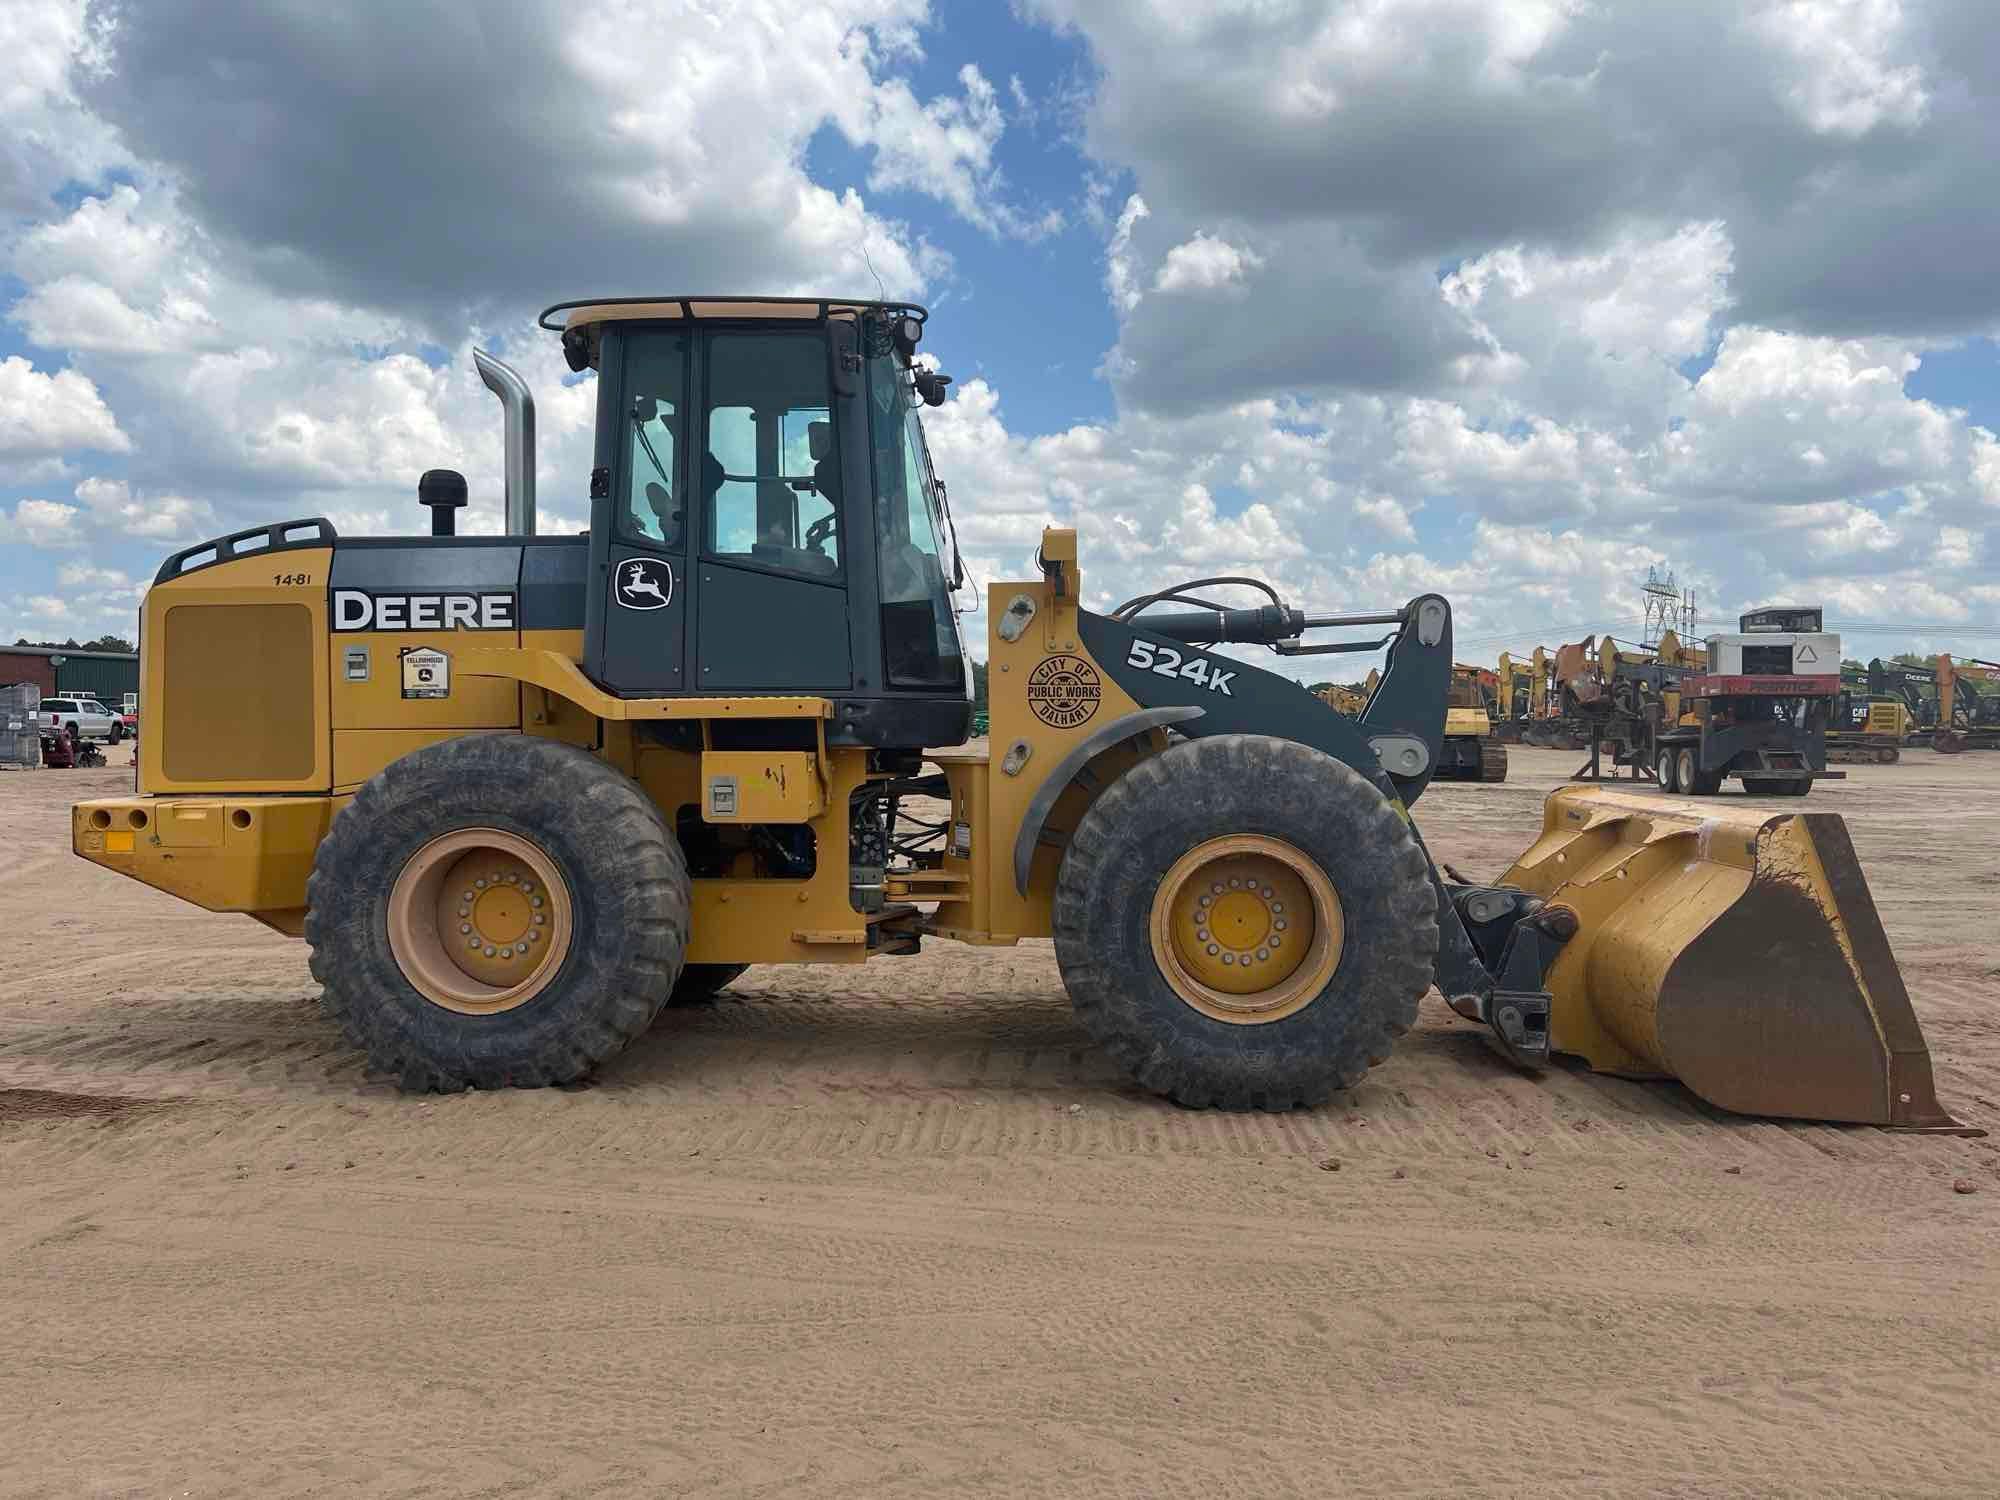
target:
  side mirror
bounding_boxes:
[914,369,952,407]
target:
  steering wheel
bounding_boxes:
[804,514,837,554]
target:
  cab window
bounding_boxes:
[617,333,689,549]
[701,333,840,579]
[869,346,964,689]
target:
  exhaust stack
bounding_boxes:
[473,348,536,535]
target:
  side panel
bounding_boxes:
[327,541,526,789]
[955,575,1153,942]
[696,563,850,689]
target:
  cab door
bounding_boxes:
[587,328,691,695]
[692,328,851,692]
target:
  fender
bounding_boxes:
[1011,705,1206,895]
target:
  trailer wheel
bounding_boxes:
[1656,746,1679,793]
[306,734,688,1091]
[665,963,749,1007]
[1052,734,1437,1111]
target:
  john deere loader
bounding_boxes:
[72,297,1962,1127]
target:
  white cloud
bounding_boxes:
[0,498,83,548]
[1750,0,1929,136]
[74,476,215,541]
[1153,233,1262,295]
[0,356,129,460]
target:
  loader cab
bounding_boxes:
[547,297,971,749]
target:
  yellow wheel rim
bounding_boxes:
[1148,835,1344,1025]
[387,828,573,1015]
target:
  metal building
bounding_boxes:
[0,645,141,707]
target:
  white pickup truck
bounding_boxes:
[39,697,125,744]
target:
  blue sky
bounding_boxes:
[4,0,2000,672]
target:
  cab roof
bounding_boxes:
[538,296,927,333]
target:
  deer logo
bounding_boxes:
[615,558,673,611]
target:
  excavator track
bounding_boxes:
[1478,741,1509,782]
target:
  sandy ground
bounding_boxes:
[3,742,1998,1498]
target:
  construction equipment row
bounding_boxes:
[1316,667,1506,781]
[69,295,1965,1131]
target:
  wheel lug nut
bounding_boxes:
[1222,953,1236,965]
[520,883,534,895]
[1262,886,1275,899]
[474,879,487,890]
[1271,902,1284,914]
[1270,935,1282,949]
[531,896,543,908]
[462,890,474,902]
[1195,929,1209,942]
[1275,919,1288,932]
[483,945,496,957]
[1256,947,1269,961]
[467,935,480,949]
[1211,882,1223,895]
[459,923,471,935]
[533,912,545,925]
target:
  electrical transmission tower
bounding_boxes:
[1641,565,1697,649]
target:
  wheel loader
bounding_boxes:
[71,297,1964,1127]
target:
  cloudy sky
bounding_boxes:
[3,0,1999,672]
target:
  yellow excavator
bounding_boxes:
[67,295,1964,1129]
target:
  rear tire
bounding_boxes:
[306,734,688,1091]
[1051,734,1437,1111]
[1656,746,1679,793]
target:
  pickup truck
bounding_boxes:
[39,697,124,744]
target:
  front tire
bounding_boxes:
[306,734,689,1091]
[1052,735,1437,1111]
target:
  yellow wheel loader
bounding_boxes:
[71,297,1963,1127]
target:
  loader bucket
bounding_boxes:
[1499,788,1964,1129]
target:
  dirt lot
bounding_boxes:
[4,744,1997,1498]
